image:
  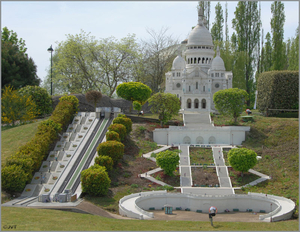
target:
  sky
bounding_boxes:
[1,1,299,85]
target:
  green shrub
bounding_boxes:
[81,164,111,196]
[228,148,257,176]
[112,117,132,134]
[117,114,126,118]
[108,123,126,141]
[38,119,62,133]
[51,101,74,128]
[131,184,139,188]
[156,150,180,176]
[97,141,124,164]
[18,85,52,116]
[94,155,113,171]
[106,131,120,142]
[59,95,79,114]
[1,164,28,192]
[257,71,299,115]
[5,157,34,182]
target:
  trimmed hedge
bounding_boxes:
[106,131,120,142]
[1,95,77,193]
[113,116,132,134]
[257,71,299,116]
[81,164,111,196]
[95,155,113,171]
[97,141,124,164]
[1,164,28,192]
[59,95,79,114]
[108,123,126,141]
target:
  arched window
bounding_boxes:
[206,58,208,64]
[187,99,192,108]
[208,136,216,144]
[201,99,206,109]
[198,57,201,63]
[194,57,197,64]
[194,99,199,108]
[196,136,204,144]
[202,57,205,64]
[196,82,198,89]
[183,136,191,144]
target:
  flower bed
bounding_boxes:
[44,188,50,192]
[60,165,65,168]
[66,154,71,157]
[52,176,58,180]
[42,165,48,168]
[78,135,83,138]
[34,176,40,180]
[26,188,31,192]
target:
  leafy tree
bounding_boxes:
[228,148,257,177]
[213,88,248,123]
[262,32,273,72]
[133,101,142,112]
[1,41,40,89]
[50,30,140,96]
[140,27,178,93]
[18,86,52,116]
[94,156,113,172]
[232,1,261,107]
[116,82,152,106]
[1,85,37,126]
[97,140,124,164]
[148,93,181,127]
[85,90,102,111]
[81,164,111,196]
[156,150,180,176]
[211,2,224,43]
[198,1,211,29]
[288,28,299,70]
[2,27,27,53]
[271,1,285,71]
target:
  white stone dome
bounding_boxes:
[211,55,225,71]
[172,55,186,70]
[187,24,213,46]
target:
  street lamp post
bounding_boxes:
[47,45,54,95]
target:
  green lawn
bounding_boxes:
[1,207,299,231]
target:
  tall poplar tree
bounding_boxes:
[232,1,261,107]
[211,2,224,43]
[270,1,285,70]
[198,1,211,29]
[288,28,299,70]
[262,32,273,72]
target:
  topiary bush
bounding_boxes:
[97,140,124,164]
[117,114,127,118]
[18,85,52,116]
[133,101,142,112]
[81,164,111,196]
[112,116,132,134]
[51,101,74,129]
[1,164,28,192]
[106,131,120,142]
[228,148,257,176]
[59,95,79,114]
[108,123,126,141]
[156,150,180,176]
[95,155,113,171]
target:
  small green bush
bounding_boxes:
[1,164,28,192]
[97,140,124,164]
[18,85,52,116]
[81,164,111,196]
[133,101,142,112]
[59,95,79,114]
[113,117,132,134]
[108,123,126,141]
[95,155,113,171]
[156,150,180,176]
[117,114,126,118]
[106,131,120,142]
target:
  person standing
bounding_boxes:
[209,206,218,226]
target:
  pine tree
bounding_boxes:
[211,2,224,43]
[270,1,285,70]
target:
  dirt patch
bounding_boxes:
[191,167,219,187]
[151,169,180,187]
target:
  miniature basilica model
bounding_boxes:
[165,7,232,112]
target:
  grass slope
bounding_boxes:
[1,119,48,165]
[1,207,299,231]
